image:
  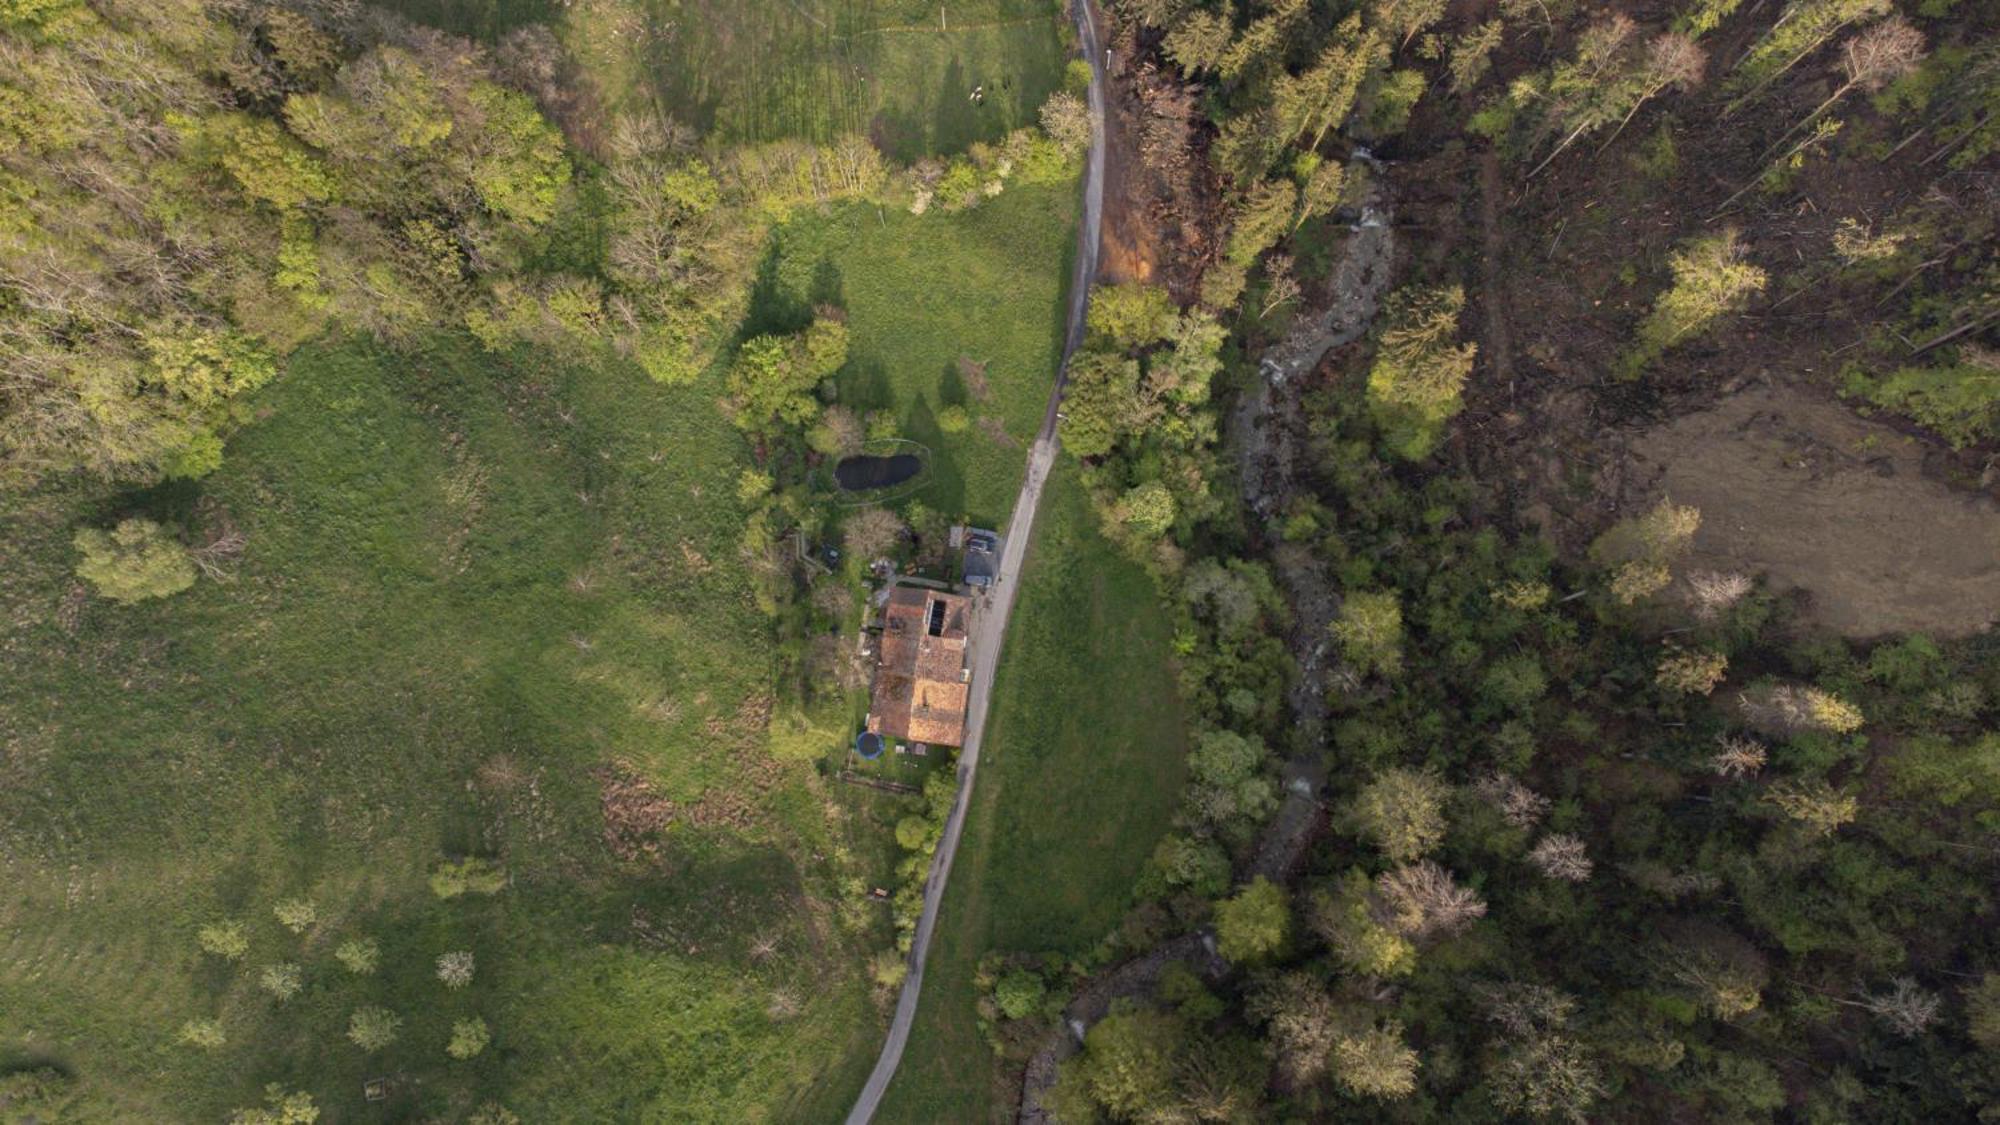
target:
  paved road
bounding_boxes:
[844,2,1107,1121]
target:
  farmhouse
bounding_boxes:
[866,584,971,747]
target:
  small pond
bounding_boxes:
[834,453,923,491]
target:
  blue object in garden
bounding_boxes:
[855,731,885,760]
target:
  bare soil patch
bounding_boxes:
[1626,382,2000,638]
[1099,14,1225,302]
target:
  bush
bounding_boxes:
[347,1005,402,1051]
[995,970,1047,1020]
[258,962,303,1002]
[74,518,196,604]
[198,919,249,961]
[936,403,971,433]
[273,897,317,934]
[430,857,507,898]
[335,936,380,975]
[1843,349,2000,448]
[178,1018,227,1049]
[448,1017,491,1060]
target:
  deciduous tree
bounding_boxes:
[75,519,196,603]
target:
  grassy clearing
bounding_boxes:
[376,0,556,40]
[872,466,1191,1123]
[565,0,1067,158]
[751,179,1077,525]
[0,337,883,1121]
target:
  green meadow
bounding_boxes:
[0,338,879,1121]
[753,179,1076,526]
[563,0,1068,158]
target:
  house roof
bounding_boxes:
[866,585,971,747]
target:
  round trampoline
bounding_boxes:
[855,731,885,760]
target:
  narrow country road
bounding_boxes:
[844,2,1108,1121]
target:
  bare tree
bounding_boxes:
[1478,981,1579,1036]
[1761,16,1926,160]
[843,507,908,561]
[1856,977,1942,1037]
[1375,860,1488,939]
[1684,570,1753,620]
[1474,773,1551,830]
[1710,736,1768,778]
[1599,34,1707,153]
[1529,834,1594,882]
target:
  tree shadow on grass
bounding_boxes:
[902,394,965,520]
[809,256,845,310]
[841,357,894,415]
[932,56,976,155]
[741,240,813,341]
[938,361,967,408]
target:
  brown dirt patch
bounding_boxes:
[1626,382,2000,638]
[1100,13,1225,303]
[596,764,679,862]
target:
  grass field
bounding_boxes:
[872,467,1191,1123]
[563,0,1068,159]
[750,179,1076,526]
[0,337,885,1121]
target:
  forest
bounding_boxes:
[956,0,2000,1121]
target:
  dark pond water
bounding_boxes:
[835,453,922,491]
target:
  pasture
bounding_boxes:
[0,337,883,1121]
[564,0,1068,158]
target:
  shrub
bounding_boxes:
[994,970,1047,1020]
[227,1083,319,1124]
[334,936,380,975]
[273,898,317,934]
[437,950,475,989]
[198,919,249,961]
[870,948,908,988]
[258,962,303,1002]
[430,857,507,899]
[178,1017,227,1049]
[74,518,196,604]
[935,403,971,434]
[1843,347,2000,448]
[448,1016,491,1059]
[347,1005,402,1051]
